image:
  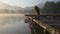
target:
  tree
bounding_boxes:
[56,1,60,14]
[43,1,56,15]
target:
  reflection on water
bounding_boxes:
[0,14,31,34]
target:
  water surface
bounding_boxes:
[0,14,31,34]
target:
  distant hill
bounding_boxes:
[0,2,24,14]
[0,2,22,10]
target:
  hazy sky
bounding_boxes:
[0,0,59,8]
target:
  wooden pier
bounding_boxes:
[26,15,60,34]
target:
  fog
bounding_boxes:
[0,14,31,34]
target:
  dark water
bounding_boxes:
[0,14,31,34]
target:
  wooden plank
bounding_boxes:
[28,16,60,34]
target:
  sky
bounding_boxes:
[0,0,59,8]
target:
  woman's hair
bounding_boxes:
[35,6,39,11]
[35,6,40,15]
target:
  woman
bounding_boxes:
[35,6,40,20]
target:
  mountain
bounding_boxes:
[0,2,25,14]
[0,2,23,10]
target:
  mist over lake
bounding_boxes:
[0,14,31,34]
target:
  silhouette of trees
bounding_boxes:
[42,1,60,15]
[56,1,60,13]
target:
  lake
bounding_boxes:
[0,14,31,34]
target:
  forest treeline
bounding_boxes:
[42,1,60,14]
